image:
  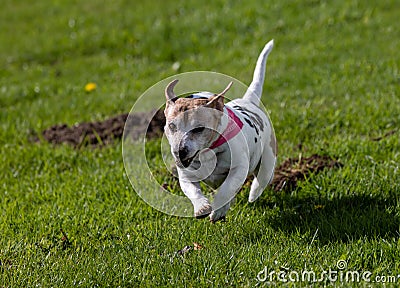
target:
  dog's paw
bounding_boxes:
[209,204,230,223]
[194,200,212,219]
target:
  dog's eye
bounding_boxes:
[192,127,205,134]
[168,123,177,132]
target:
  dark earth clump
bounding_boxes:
[39,109,165,148]
[271,154,343,192]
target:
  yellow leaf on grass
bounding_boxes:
[193,242,203,250]
[85,82,97,92]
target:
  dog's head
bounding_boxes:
[164,80,232,168]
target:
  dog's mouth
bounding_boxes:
[178,150,200,168]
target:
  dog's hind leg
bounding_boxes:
[248,137,276,202]
[243,40,274,106]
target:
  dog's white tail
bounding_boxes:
[243,40,274,106]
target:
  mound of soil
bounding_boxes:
[271,154,342,192]
[40,109,165,148]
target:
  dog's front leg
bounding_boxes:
[210,165,248,222]
[179,180,212,218]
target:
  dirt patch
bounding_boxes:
[39,109,165,148]
[271,154,342,192]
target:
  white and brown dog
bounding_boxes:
[164,40,276,222]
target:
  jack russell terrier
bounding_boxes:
[163,40,276,222]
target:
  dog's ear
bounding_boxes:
[165,79,179,105]
[205,81,233,111]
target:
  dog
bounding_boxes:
[163,40,276,222]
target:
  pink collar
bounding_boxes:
[209,107,243,149]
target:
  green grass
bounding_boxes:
[1,0,399,286]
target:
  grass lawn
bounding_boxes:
[1,0,399,286]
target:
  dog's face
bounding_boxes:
[163,80,232,168]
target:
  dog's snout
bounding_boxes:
[178,146,189,161]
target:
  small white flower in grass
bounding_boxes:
[172,62,181,71]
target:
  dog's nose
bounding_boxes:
[178,146,189,161]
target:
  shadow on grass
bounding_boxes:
[256,192,400,244]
